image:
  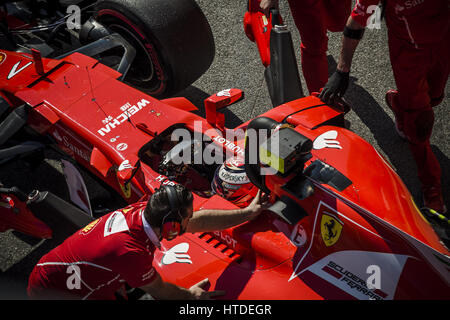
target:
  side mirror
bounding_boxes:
[204,88,244,129]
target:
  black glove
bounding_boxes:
[319,70,349,104]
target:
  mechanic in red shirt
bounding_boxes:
[27,185,265,300]
[260,0,352,94]
[319,0,449,214]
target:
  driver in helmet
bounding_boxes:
[211,155,260,208]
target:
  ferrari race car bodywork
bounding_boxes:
[0,44,449,300]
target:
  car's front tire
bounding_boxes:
[94,0,215,97]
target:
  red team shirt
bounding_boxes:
[27,202,159,300]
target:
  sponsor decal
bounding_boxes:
[118,159,134,172]
[53,128,91,162]
[7,60,33,80]
[404,0,424,10]
[0,52,6,65]
[116,143,128,151]
[313,130,342,150]
[122,207,133,214]
[290,224,307,247]
[97,98,150,136]
[161,242,192,265]
[102,116,113,124]
[218,169,249,184]
[155,175,176,186]
[217,89,232,97]
[62,135,90,162]
[141,268,156,282]
[303,251,410,300]
[322,260,387,300]
[214,231,237,248]
[104,211,129,237]
[320,212,343,247]
[80,218,101,235]
[212,135,245,157]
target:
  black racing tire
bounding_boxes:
[94,0,215,98]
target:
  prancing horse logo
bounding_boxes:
[320,213,343,247]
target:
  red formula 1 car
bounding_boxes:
[1,0,449,300]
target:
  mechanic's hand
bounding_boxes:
[319,70,350,104]
[243,190,268,220]
[189,278,225,300]
[260,0,279,17]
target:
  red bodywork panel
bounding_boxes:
[0,49,449,299]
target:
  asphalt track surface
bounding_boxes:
[0,0,448,299]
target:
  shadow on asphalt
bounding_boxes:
[0,237,62,300]
[432,147,450,208]
[327,56,449,210]
[346,77,419,191]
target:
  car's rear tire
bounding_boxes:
[94,0,215,97]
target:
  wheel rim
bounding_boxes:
[95,8,166,92]
[107,23,155,82]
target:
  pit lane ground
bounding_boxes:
[0,0,448,299]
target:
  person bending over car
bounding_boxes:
[27,184,264,300]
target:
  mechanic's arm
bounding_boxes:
[186,190,264,233]
[319,17,365,103]
[140,273,224,300]
[336,17,365,73]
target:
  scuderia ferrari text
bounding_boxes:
[178,304,272,317]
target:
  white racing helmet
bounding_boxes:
[211,156,259,208]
